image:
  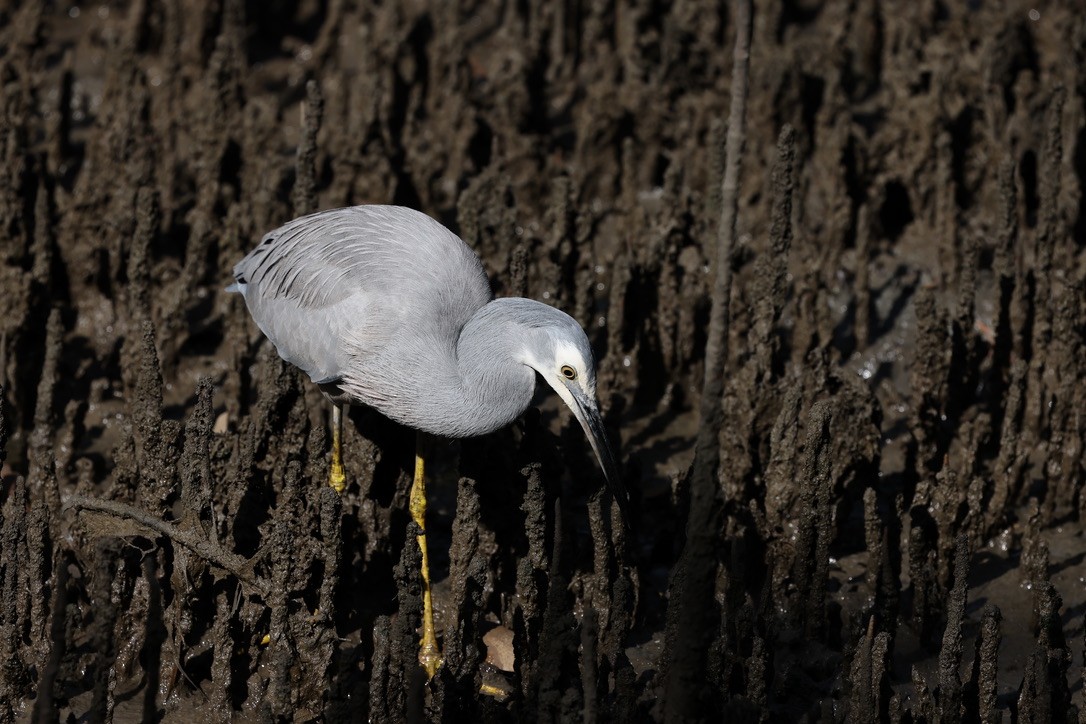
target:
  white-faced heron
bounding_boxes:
[228,204,623,678]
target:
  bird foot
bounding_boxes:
[419,639,443,680]
[328,462,346,493]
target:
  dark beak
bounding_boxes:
[567,385,630,531]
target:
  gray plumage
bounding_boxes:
[229,205,614,461]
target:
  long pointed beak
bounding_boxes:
[564,384,630,531]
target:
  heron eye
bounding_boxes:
[560,365,577,380]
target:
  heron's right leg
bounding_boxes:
[329,403,347,493]
[410,434,442,679]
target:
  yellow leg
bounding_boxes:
[329,403,347,493]
[409,434,442,679]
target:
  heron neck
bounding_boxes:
[446,298,539,437]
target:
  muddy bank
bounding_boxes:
[1,1,1085,721]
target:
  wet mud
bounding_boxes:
[1,0,1085,721]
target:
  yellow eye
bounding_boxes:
[560,365,577,380]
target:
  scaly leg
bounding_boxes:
[409,433,443,679]
[329,403,347,493]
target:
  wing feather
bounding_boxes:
[231,205,492,386]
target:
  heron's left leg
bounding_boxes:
[329,403,347,493]
[410,433,443,679]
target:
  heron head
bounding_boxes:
[514,303,627,522]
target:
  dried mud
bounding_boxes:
[1,1,1085,722]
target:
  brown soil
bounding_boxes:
[1,1,1084,721]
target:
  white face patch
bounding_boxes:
[517,337,594,398]
[555,338,597,398]
[553,339,587,375]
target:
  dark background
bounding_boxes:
[0,0,1084,721]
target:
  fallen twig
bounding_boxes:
[66,495,268,599]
